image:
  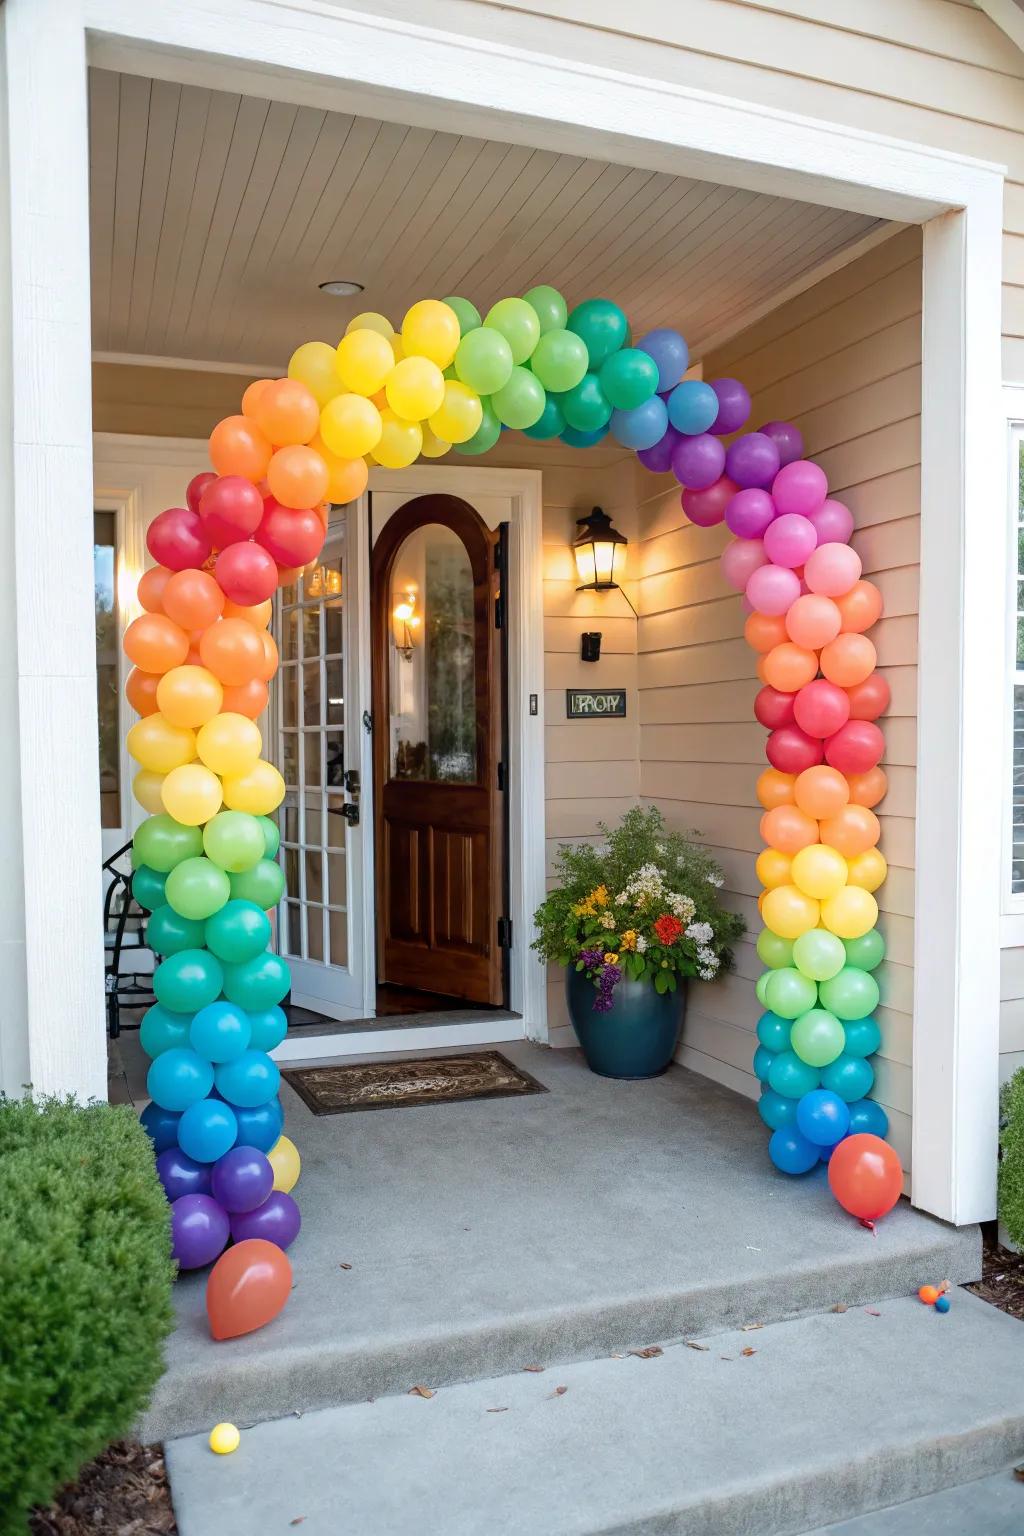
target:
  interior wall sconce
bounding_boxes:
[305,564,342,599]
[392,591,420,660]
[573,507,628,591]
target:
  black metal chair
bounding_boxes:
[103,842,156,1037]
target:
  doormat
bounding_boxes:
[282,1051,548,1115]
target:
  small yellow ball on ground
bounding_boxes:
[209,1422,240,1455]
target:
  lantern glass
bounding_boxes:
[572,508,628,591]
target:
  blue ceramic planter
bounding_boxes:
[566,967,687,1079]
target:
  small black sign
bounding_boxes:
[566,688,627,719]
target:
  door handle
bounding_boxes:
[340,803,360,826]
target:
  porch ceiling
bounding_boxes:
[88,67,890,374]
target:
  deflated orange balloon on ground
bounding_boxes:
[206,1238,292,1341]
[818,804,880,857]
[793,765,849,820]
[253,378,320,447]
[123,613,190,675]
[199,619,266,687]
[835,579,883,635]
[745,611,788,653]
[209,415,273,482]
[221,678,270,719]
[760,804,819,855]
[755,848,792,890]
[846,766,888,809]
[126,667,161,717]
[138,566,172,614]
[820,632,877,688]
[828,1133,902,1223]
[156,665,224,729]
[756,768,797,810]
[266,444,329,509]
[762,642,819,694]
[162,568,225,632]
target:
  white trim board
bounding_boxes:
[273,1015,527,1063]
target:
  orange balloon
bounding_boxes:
[794,765,850,820]
[755,654,770,686]
[818,803,880,857]
[820,632,877,688]
[253,378,320,447]
[162,568,226,632]
[266,445,329,510]
[221,677,270,719]
[276,564,306,587]
[785,593,841,651]
[125,667,160,717]
[744,611,788,653]
[762,642,819,693]
[123,613,189,675]
[255,629,279,683]
[206,1238,292,1341]
[156,665,224,729]
[308,435,368,505]
[199,618,266,687]
[241,378,273,419]
[756,768,796,810]
[759,804,819,855]
[847,766,888,808]
[209,415,273,482]
[370,388,388,410]
[835,579,883,634]
[828,1133,902,1223]
[223,598,273,628]
[138,566,172,614]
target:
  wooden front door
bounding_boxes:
[371,494,506,1006]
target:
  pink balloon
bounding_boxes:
[740,594,755,614]
[793,679,851,739]
[681,476,738,529]
[763,513,817,569]
[804,541,863,597]
[766,725,825,774]
[825,719,884,774]
[215,541,280,606]
[772,459,828,518]
[725,488,776,540]
[720,538,767,592]
[186,472,217,515]
[806,497,854,546]
[746,563,801,617]
[147,507,213,572]
[755,685,796,731]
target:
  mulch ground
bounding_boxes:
[29,1441,176,1536]
[965,1229,1024,1322]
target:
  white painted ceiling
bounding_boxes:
[89,68,889,372]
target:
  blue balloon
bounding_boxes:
[847,1097,889,1139]
[609,395,668,450]
[156,1145,212,1202]
[560,424,609,447]
[248,1005,288,1052]
[796,1088,851,1147]
[820,1053,875,1103]
[752,1044,776,1083]
[190,1000,252,1064]
[637,327,689,393]
[768,1127,820,1175]
[140,1101,181,1154]
[667,379,719,435]
[767,1050,820,1100]
[140,1003,192,1059]
[756,1011,791,1053]
[177,1097,238,1163]
[758,1087,799,1131]
[842,1017,882,1059]
[215,1048,281,1109]
[233,1097,284,1153]
[146,1047,215,1112]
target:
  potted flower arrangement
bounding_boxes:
[533,806,743,1079]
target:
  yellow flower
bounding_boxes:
[593,885,609,908]
[604,952,619,965]
[620,930,638,952]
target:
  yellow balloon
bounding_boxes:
[288,341,343,406]
[755,847,791,891]
[401,299,460,368]
[790,842,848,901]
[196,712,262,777]
[156,665,224,729]
[345,310,394,340]
[847,846,887,893]
[319,393,382,459]
[761,884,820,940]
[428,380,483,444]
[127,714,196,774]
[389,333,406,363]
[209,1423,240,1456]
[161,762,223,826]
[820,885,878,940]
[267,1134,301,1193]
[222,759,286,815]
[385,356,445,422]
[335,329,394,396]
[419,423,451,459]
[132,769,166,815]
[373,409,423,469]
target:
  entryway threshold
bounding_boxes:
[272,1011,525,1062]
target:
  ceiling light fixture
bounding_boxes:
[318,279,365,297]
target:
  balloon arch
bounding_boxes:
[126,289,892,1338]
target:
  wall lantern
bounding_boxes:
[392,591,420,660]
[573,507,628,592]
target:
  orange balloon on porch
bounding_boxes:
[759,804,819,855]
[846,766,888,808]
[221,678,270,719]
[162,568,226,632]
[793,765,849,821]
[745,611,788,653]
[756,768,796,810]
[223,597,273,628]
[818,804,880,857]
[123,613,189,675]
[138,566,172,614]
[125,667,160,717]
[199,618,266,687]
[828,1134,902,1224]
[206,1238,292,1341]
[266,444,329,509]
[252,378,320,447]
[209,415,273,482]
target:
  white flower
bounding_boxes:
[600,912,616,930]
[698,966,717,981]
[686,920,714,946]
[656,842,666,854]
[697,945,719,969]
[615,890,629,906]
[597,843,610,856]
[706,872,724,888]
[668,893,697,922]
[635,934,648,953]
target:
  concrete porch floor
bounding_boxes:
[142,1042,978,1442]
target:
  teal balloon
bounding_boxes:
[843,1016,881,1058]
[205,899,272,964]
[215,1048,281,1109]
[491,365,546,430]
[560,424,608,447]
[559,373,612,433]
[756,929,793,969]
[229,858,285,910]
[817,966,880,1022]
[767,1050,820,1100]
[756,1011,791,1053]
[483,297,541,364]
[753,1045,776,1083]
[530,329,588,393]
[140,1003,192,1059]
[146,903,206,957]
[843,929,885,972]
[523,284,568,335]
[165,856,231,921]
[177,1098,237,1164]
[222,951,290,1011]
[189,1000,252,1063]
[790,1007,846,1068]
[847,1097,888,1137]
[758,1086,799,1131]
[457,397,502,456]
[598,347,659,410]
[257,816,280,859]
[131,864,167,912]
[133,815,203,874]
[792,929,846,982]
[821,1053,874,1103]
[203,810,265,874]
[522,395,566,441]
[755,971,772,1007]
[146,1047,214,1113]
[442,295,482,336]
[763,967,818,1021]
[454,327,514,394]
[248,1005,288,1052]
[154,948,224,1014]
[567,298,629,367]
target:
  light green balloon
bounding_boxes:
[164,856,231,922]
[764,967,818,1021]
[457,398,502,457]
[755,971,772,1007]
[491,366,546,430]
[817,965,880,1022]
[484,297,541,365]
[257,816,280,860]
[133,815,203,874]
[792,928,846,982]
[523,284,568,334]
[455,328,514,395]
[756,929,793,969]
[203,810,266,874]
[229,858,285,911]
[843,929,885,972]
[790,1007,846,1068]
[442,295,482,336]
[530,328,589,393]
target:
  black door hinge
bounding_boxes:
[497,761,506,791]
[497,916,512,949]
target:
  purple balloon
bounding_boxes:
[229,1190,301,1251]
[636,328,689,393]
[724,431,781,491]
[170,1193,230,1270]
[672,432,726,491]
[710,377,751,435]
[210,1143,275,1214]
[806,497,854,546]
[759,420,804,467]
[725,488,776,540]
[157,1146,212,1203]
[636,423,682,473]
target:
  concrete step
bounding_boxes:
[165,1291,1024,1536]
[803,1462,1023,1534]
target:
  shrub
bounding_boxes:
[0,1094,175,1532]
[999,1068,1024,1250]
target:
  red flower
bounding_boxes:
[653,913,683,946]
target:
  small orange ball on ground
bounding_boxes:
[918,1285,940,1305]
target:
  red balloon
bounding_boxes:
[754,685,796,731]
[846,673,891,721]
[147,507,212,572]
[825,719,884,775]
[766,725,824,774]
[206,1238,292,1341]
[681,475,738,529]
[186,471,217,514]
[793,678,850,739]
[199,475,265,548]
[256,501,326,568]
[215,541,280,607]
[828,1133,902,1223]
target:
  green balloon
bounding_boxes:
[203,810,265,874]
[153,948,224,1014]
[205,899,273,964]
[755,970,772,1007]
[457,398,502,457]
[522,395,566,441]
[763,966,818,1021]
[133,815,204,875]
[257,816,280,859]
[791,928,846,983]
[559,372,612,433]
[222,951,291,1011]
[523,284,568,335]
[491,366,546,430]
[139,1003,191,1058]
[756,929,793,969]
[131,864,167,912]
[567,297,629,368]
[146,903,206,957]
[790,1007,846,1068]
[455,328,514,395]
[530,329,589,393]
[599,347,660,410]
[817,966,880,1022]
[229,858,285,910]
[767,1050,820,1100]
[483,298,541,365]
[843,929,885,971]
[165,856,231,922]
[442,295,482,336]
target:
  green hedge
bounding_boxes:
[0,1095,175,1532]
[1000,1069,1024,1251]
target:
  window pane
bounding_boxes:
[94,511,120,829]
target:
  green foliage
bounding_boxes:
[999,1068,1024,1250]
[0,1095,174,1532]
